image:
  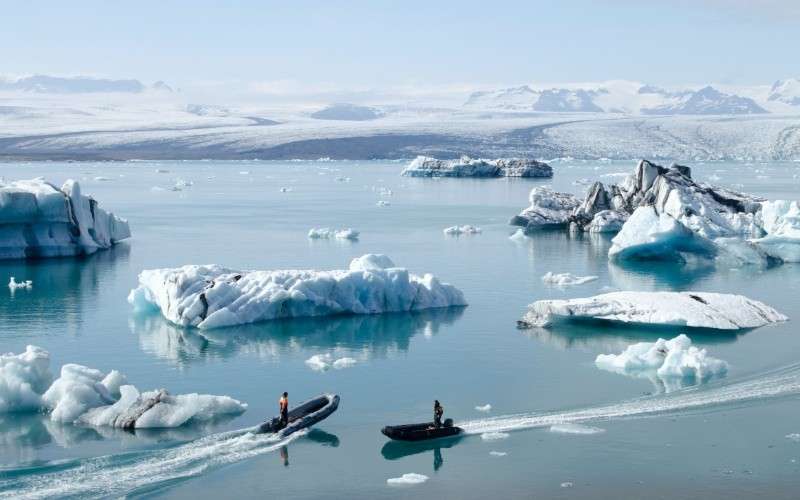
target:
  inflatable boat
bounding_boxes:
[257,394,340,437]
[381,418,463,441]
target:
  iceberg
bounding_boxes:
[511,160,800,265]
[595,334,728,392]
[307,228,360,240]
[1,346,246,429]
[129,254,467,329]
[0,178,130,260]
[443,225,482,235]
[386,473,429,486]
[518,291,787,330]
[541,272,598,286]
[402,155,552,178]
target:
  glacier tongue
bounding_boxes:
[518,291,787,330]
[128,254,467,329]
[0,178,130,259]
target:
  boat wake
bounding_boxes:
[0,427,306,499]
[461,362,800,435]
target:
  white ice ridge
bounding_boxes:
[402,155,552,178]
[0,346,246,429]
[307,227,359,240]
[519,291,787,330]
[128,254,467,329]
[0,178,130,259]
[443,224,482,235]
[595,334,728,392]
[541,272,598,286]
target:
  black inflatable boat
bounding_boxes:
[257,394,340,437]
[381,418,463,441]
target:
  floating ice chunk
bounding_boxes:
[443,225,482,236]
[561,482,574,488]
[510,187,580,231]
[785,433,800,442]
[0,178,130,260]
[239,171,250,175]
[481,431,509,441]
[335,176,351,182]
[595,334,728,392]
[94,176,112,182]
[402,156,552,178]
[0,345,52,413]
[549,423,605,435]
[8,277,33,290]
[387,473,429,486]
[751,200,800,262]
[129,254,466,330]
[609,206,711,261]
[519,291,786,330]
[2,346,246,428]
[541,272,598,286]
[307,228,360,240]
[332,357,357,369]
[155,169,170,173]
[509,228,527,241]
[475,404,492,412]
[376,200,390,207]
[489,451,507,456]
[586,210,628,233]
[305,354,358,371]
[279,187,291,193]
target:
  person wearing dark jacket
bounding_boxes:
[279,392,289,429]
[433,400,444,427]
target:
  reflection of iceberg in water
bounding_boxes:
[0,244,130,336]
[0,412,232,467]
[607,258,716,291]
[133,307,465,366]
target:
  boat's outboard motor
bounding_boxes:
[443,418,454,428]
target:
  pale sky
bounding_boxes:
[2,0,798,91]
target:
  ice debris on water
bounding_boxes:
[0,346,246,428]
[387,473,429,486]
[541,272,598,286]
[129,254,467,329]
[305,354,358,372]
[489,451,507,456]
[402,156,552,178]
[307,227,360,240]
[475,404,492,412]
[444,225,482,236]
[8,277,32,290]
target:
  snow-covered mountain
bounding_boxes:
[464,81,791,115]
[0,75,169,94]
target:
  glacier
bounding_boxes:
[0,346,246,428]
[511,159,800,265]
[595,334,728,393]
[402,156,552,178]
[0,178,130,259]
[518,291,787,330]
[128,254,467,329]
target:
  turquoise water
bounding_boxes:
[1,159,800,499]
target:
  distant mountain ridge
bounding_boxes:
[0,75,170,94]
[465,80,799,115]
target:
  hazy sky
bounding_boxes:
[2,0,798,91]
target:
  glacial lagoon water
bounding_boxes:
[1,159,800,499]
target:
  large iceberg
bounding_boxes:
[0,346,246,429]
[129,254,467,329]
[0,178,130,259]
[510,159,799,265]
[402,156,552,178]
[595,334,728,392]
[518,291,787,330]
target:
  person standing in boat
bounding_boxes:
[279,392,289,429]
[433,400,444,427]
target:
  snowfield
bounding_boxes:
[0,178,130,259]
[518,291,787,330]
[129,254,467,329]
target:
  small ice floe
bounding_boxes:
[475,404,492,412]
[541,272,598,286]
[561,482,574,488]
[509,228,527,241]
[305,354,358,372]
[444,225,482,236]
[387,473,428,486]
[307,228,360,241]
[785,433,800,442]
[8,277,33,290]
[155,168,170,173]
[335,176,351,182]
[94,176,113,182]
[549,423,605,435]
[518,291,787,330]
[489,451,507,457]
[481,432,509,441]
[171,178,193,191]
[239,171,250,175]
[595,334,728,392]
[280,187,292,193]
[376,200,390,207]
